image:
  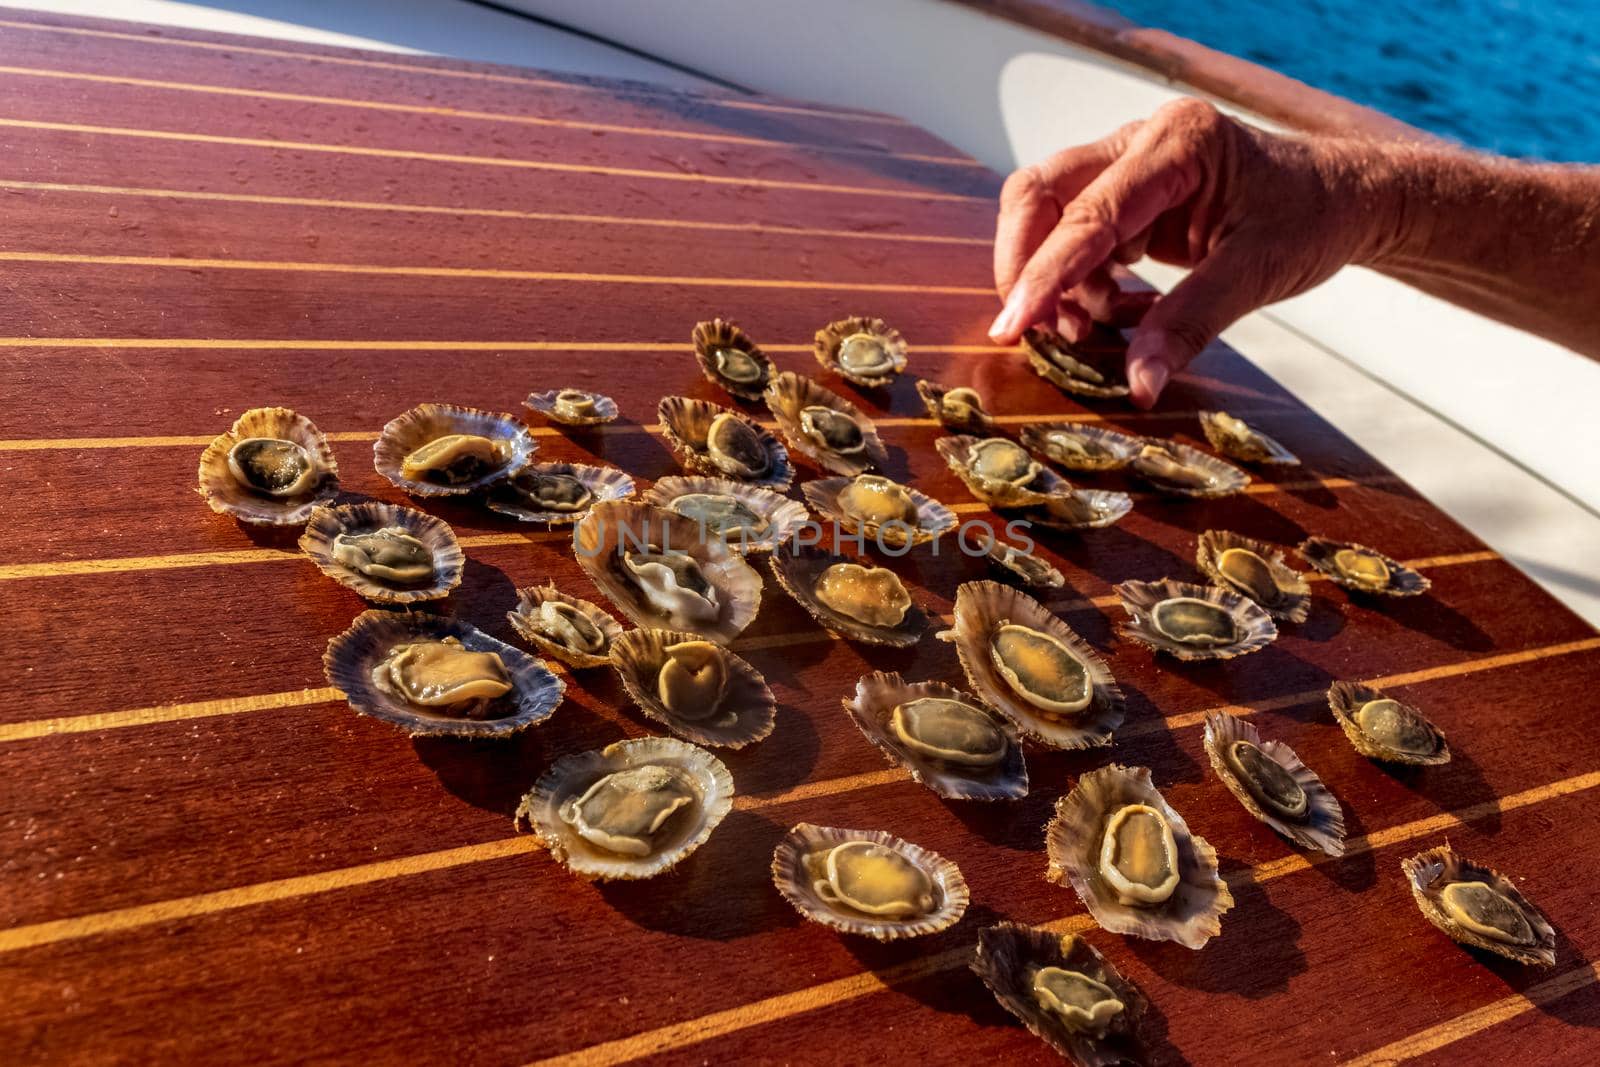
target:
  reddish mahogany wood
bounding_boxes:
[0,9,1596,1067]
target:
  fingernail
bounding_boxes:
[1127,347,1171,410]
[987,289,1027,342]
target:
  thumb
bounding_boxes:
[1124,241,1269,408]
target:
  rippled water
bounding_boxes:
[1099,0,1600,162]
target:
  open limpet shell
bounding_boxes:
[1130,440,1250,498]
[524,387,619,426]
[938,580,1123,749]
[692,317,773,401]
[1018,423,1145,472]
[196,406,339,525]
[1196,529,1311,624]
[323,610,563,739]
[517,736,733,881]
[771,823,969,939]
[972,924,1148,1066]
[936,434,1073,508]
[573,500,763,645]
[802,474,955,548]
[484,461,635,524]
[1002,488,1134,532]
[1327,680,1450,765]
[813,315,908,387]
[1047,764,1233,949]
[641,475,809,555]
[657,396,794,490]
[1022,326,1130,398]
[299,502,463,604]
[769,544,927,647]
[915,379,996,436]
[611,627,776,748]
[1299,536,1430,597]
[1203,714,1345,856]
[373,403,536,497]
[1402,844,1556,966]
[1200,410,1299,465]
[506,584,625,668]
[986,539,1066,589]
[1115,579,1278,661]
[763,371,888,477]
[843,672,1027,800]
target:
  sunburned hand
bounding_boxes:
[987,99,1402,407]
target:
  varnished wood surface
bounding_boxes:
[1,7,1597,1065]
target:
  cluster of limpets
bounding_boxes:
[195,316,1545,1063]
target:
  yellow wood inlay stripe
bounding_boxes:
[0,688,343,743]
[0,119,986,202]
[0,18,917,128]
[0,181,992,246]
[0,65,977,165]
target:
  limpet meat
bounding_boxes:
[1299,536,1430,597]
[1130,440,1249,498]
[763,371,888,476]
[985,539,1066,589]
[373,403,536,497]
[642,475,809,554]
[610,628,776,748]
[692,317,773,401]
[936,434,1072,508]
[658,396,793,489]
[972,923,1147,1065]
[1115,579,1278,661]
[486,461,635,524]
[518,737,733,880]
[771,824,968,939]
[1018,423,1145,472]
[915,379,996,435]
[1022,325,1130,398]
[1203,714,1345,855]
[300,502,464,604]
[843,672,1027,800]
[1196,529,1311,623]
[507,584,625,669]
[1199,410,1299,465]
[802,474,956,548]
[196,406,339,525]
[1403,845,1555,965]
[1004,489,1135,532]
[814,315,908,387]
[1047,764,1233,948]
[1326,681,1450,765]
[769,544,926,647]
[524,387,620,426]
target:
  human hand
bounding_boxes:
[988,99,1400,407]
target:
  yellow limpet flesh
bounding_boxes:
[713,347,763,383]
[837,474,919,526]
[1334,548,1391,590]
[1099,804,1180,906]
[800,406,865,455]
[814,562,911,628]
[518,472,593,512]
[970,438,1039,486]
[1031,967,1125,1033]
[1042,341,1105,383]
[1439,881,1534,944]
[401,433,501,481]
[1224,740,1308,818]
[1152,597,1238,646]
[989,624,1093,715]
[538,600,606,654]
[1136,444,1215,489]
[706,412,771,479]
[1354,698,1438,755]
[888,697,1006,767]
[374,637,513,710]
[331,527,435,584]
[942,387,983,415]
[668,493,768,538]
[624,551,721,624]
[1046,430,1108,460]
[560,765,696,857]
[1216,547,1283,605]
[554,390,600,419]
[815,841,935,918]
[837,332,894,376]
[227,436,317,497]
[656,640,729,722]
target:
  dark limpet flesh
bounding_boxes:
[692,318,773,400]
[1115,579,1278,661]
[227,437,316,496]
[198,406,339,525]
[763,371,887,477]
[332,528,434,584]
[801,405,865,454]
[706,411,772,479]
[1021,326,1131,397]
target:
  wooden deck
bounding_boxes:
[1,7,1597,1064]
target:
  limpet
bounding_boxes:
[1196,529,1312,623]
[658,396,793,489]
[763,371,888,476]
[610,628,776,748]
[1299,536,1430,597]
[300,502,464,604]
[802,474,956,548]
[1199,410,1299,465]
[1326,681,1450,765]
[985,539,1066,589]
[485,461,635,524]
[1203,714,1345,855]
[936,434,1072,508]
[196,406,339,524]
[915,379,996,436]
[1018,423,1145,472]
[1115,579,1278,661]
[1002,488,1134,532]
[1130,440,1249,498]
[524,388,620,426]
[1021,326,1130,398]
[642,475,810,554]
[506,584,625,668]
[769,544,925,647]
[692,318,773,401]
[771,824,968,939]
[814,315,908,387]
[1403,844,1555,965]
[373,403,536,497]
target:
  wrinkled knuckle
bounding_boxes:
[1001,165,1048,207]
[1157,98,1227,146]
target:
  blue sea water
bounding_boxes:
[1096,0,1600,162]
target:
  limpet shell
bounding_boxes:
[1298,536,1430,597]
[1130,440,1250,498]
[915,379,995,436]
[1047,764,1233,949]
[485,461,635,524]
[693,317,773,401]
[574,500,764,645]
[1196,529,1311,624]
[1022,326,1130,398]
[1402,844,1556,966]
[299,502,463,604]
[524,388,619,426]
[763,371,887,476]
[802,474,955,548]
[323,610,563,738]
[1115,579,1278,661]
[937,580,1124,749]
[1203,714,1345,856]
[373,403,536,497]
[1018,423,1145,472]
[196,406,339,525]
[769,544,926,647]
[517,737,733,881]
[771,823,969,939]
[1199,410,1299,465]
[1002,489,1134,532]
[642,475,809,555]
[843,672,1027,800]
[972,924,1148,1066]
[936,434,1073,508]
[1327,681,1450,765]
[985,539,1066,589]
[814,315,908,387]
[506,584,625,668]
[657,396,794,489]
[610,627,776,748]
